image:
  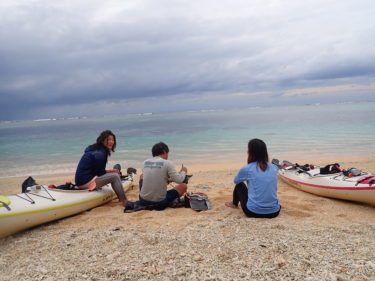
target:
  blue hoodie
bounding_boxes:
[234,162,280,214]
[75,145,108,186]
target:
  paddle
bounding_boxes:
[272,158,314,176]
[271,159,294,169]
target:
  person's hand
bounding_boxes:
[180,165,188,173]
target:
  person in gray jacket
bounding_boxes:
[139,142,187,209]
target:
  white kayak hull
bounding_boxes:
[0,180,133,238]
[279,168,375,206]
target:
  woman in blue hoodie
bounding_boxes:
[225,138,281,218]
[75,130,127,206]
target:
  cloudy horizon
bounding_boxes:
[1,0,374,121]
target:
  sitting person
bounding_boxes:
[138,142,187,210]
[225,138,281,218]
[75,130,127,206]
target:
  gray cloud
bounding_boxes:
[1,0,375,120]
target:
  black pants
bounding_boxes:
[233,182,281,218]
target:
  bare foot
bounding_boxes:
[120,199,128,207]
[225,201,239,209]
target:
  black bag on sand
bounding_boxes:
[185,192,211,211]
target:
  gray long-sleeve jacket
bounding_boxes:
[140,156,186,202]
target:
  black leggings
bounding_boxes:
[233,182,281,218]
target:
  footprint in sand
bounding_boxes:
[309,198,329,203]
[283,209,312,218]
[336,214,347,218]
[129,211,151,218]
[287,202,317,211]
[281,195,298,200]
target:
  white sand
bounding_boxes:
[0,158,374,280]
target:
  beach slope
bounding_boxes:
[0,159,374,280]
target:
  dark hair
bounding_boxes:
[152,142,169,157]
[93,130,116,156]
[247,138,268,171]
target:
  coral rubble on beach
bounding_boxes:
[0,160,374,281]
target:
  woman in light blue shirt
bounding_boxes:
[225,139,281,218]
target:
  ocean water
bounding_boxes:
[0,101,374,178]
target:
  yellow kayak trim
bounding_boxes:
[0,182,132,218]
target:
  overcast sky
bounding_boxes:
[0,0,374,120]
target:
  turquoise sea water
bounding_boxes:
[0,102,374,178]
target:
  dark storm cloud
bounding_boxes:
[305,61,375,81]
[0,0,375,120]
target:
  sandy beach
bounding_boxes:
[1,157,375,281]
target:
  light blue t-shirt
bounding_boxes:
[234,162,280,214]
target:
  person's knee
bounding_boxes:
[110,172,121,181]
[108,173,122,187]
